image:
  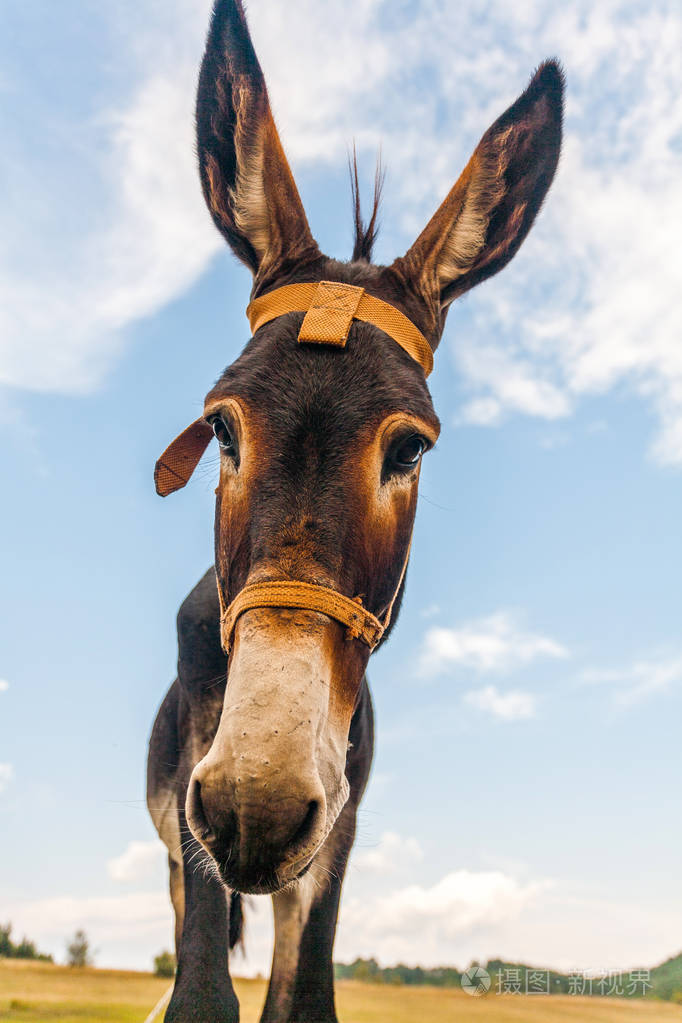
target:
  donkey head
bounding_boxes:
[157,0,563,894]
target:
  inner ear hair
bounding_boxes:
[393,60,564,329]
[430,140,508,294]
[196,0,320,284]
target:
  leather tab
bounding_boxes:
[154,418,214,497]
[298,281,364,347]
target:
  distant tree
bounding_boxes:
[66,929,92,968]
[0,922,52,962]
[352,958,379,982]
[0,923,12,957]
[14,938,38,959]
[334,953,680,1002]
[154,950,176,978]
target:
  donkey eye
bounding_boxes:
[209,416,237,458]
[391,434,427,470]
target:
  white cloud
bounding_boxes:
[445,3,682,465]
[582,654,682,707]
[0,679,9,692]
[3,0,682,465]
[464,684,537,721]
[3,884,270,975]
[0,763,15,793]
[108,840,166,883]
[5,891,172,945]
[10,876,679,977]
[456,346,571,424]
[420,611,567,676]
[24,892,170,932]
[352,831,423,874]
[0,2,219,394]
[457,397,503,426]
[336,869,551,967]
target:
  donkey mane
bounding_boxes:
[349,148,385,263]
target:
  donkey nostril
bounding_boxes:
[187,778,221,846]
[289,799,321,853]
[188,776,238,852]
[187,777,211,841]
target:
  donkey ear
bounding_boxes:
[392,61,563,325]
[196,0,320,283]
[154,419,215,497]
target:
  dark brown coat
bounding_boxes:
[147,2,563,1019]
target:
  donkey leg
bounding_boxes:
[147,679,186,957]
[168,850,185,956]
[288,822,352,1023]
[165,807,240,1023]
[259,877,315,1023]
[260,802,356,1023]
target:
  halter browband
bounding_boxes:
[247,280,434,376]
[157,279,422,652]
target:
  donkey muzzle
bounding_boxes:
[186,608,353,893]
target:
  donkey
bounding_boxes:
[147,1,563,1019]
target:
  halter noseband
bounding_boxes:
[218,545,411,654]
[156,280,430,652]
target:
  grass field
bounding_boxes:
[2,960,682,1023]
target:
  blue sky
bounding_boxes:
[1,0,681,977]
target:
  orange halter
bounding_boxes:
[156,280,428,650]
